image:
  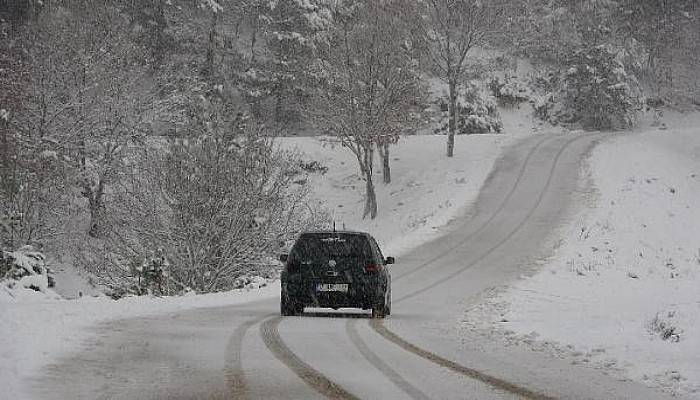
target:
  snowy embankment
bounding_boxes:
[466,115,700,398]
[0,280,279,399]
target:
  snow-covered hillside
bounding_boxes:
[283,134,515,257]
[465,113,700,398]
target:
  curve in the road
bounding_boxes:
[345,319,431,400]
[370,319,555,400]
[260,316,361,400]
[394,133,553,283]
[261,132,600,400]
[368,132,601,400]
[394,132,599,303]
[224,314,274,399]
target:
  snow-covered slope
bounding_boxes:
[466,113,700,398]
[282,134,517,257]
[47,257,102,299]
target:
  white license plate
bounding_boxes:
[316,283,349,292]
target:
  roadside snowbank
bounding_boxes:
[0,281,279,399]
[468,116,700,398]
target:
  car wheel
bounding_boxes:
[384,288,391,316]
[281,295,297,316]
[371,293,386,319]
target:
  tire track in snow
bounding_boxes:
[345,319,430,400]
[393,133,553,283]
[260,316,360,400]
[370,319,555,400]
[224,314,273,399]
[395,132,600,302]
[371,132,602,400]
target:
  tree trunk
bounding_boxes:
[380,143,391,184]
[361,144,377,219]
[250,19,258,64]
[87,178,106,238]
[275,88,283,124]
[205,11,217,77]
[447,78,457,157]
[153,0,167,69]
[0,116,17,247]
[363,171,378,220]
[0,117,11,193]
[234,15,243,38]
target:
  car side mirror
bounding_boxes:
[385,256,395,265]
[279,254,288,263]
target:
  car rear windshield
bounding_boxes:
[289,233,373,263]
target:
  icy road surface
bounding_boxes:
[30,132,674,400]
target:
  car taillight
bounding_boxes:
[365,264,382,273]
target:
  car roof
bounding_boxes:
[299,230,372,238]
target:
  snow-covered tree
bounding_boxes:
[614,0,697,93]
[506,0,643,129]
[561,45,638,130]
[16,5,158,238]
[0,14,68,248]
[84,82,325,294]
[0,26,26,247]
[416,0,508,157]
[121,0,171,69]
[240,0,331,126]
[488,76,531,107]
[308,0,424,219]
[507,0,616,63]
[1,245,55,296]
[435,82,503,135]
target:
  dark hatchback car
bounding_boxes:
[280,231,394,318]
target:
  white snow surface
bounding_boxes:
[0,281,280,399]
[467,113,700,398]
[282,134,521,257]
[46,258,102,299]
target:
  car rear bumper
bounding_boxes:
[283,282,384,309]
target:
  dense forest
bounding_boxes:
[1,0,698,295]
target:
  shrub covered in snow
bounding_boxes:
[1,246,55,296]
[297,160,328,175]
[648,310,683,342]
[488,77,531,107]
[233,275,271,290]
[530,69,561,93]
[560,45,639,130]
[526,47,640,130]
[532,92,557,122]
[80,100,329,296]
[434,82,503,135]
[528,69,562,123]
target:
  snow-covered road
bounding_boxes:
[28,132,674,399]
